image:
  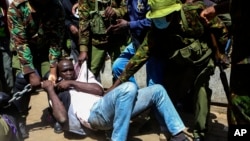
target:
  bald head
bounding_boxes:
[58,59,76,80]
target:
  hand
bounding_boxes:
[41,80,55,92]
[200,6,217,24]
[56,80,71,91]
[78,51,88,66]
[48,74,57,84]
[48,67,57,84]
[72,3,79,15]
[29,72,42,89]
[215,52,230,68]
[106,19,129,34]
[104,6,116,20]
[70,25,79,37]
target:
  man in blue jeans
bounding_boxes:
[42,59,189,141]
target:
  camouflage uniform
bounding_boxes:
[7,0,64,138]
[8,0,64,76]
[78,0,130,78]
[118,1,228,139]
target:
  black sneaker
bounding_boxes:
[54,121,63,134]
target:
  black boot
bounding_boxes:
[18,116,29,139]
[12,73,31,139]
[170,132,190,141]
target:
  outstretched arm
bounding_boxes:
[106,34,150,94]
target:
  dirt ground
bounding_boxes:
[24,90,228,141]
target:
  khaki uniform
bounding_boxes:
[78,0,130,78]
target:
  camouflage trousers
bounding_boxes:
[228,64,250,125]
[88,37,130,79]
[164,58,215,138]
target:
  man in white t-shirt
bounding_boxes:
[42,59,189,141]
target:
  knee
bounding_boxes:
[119,82,138,97]
[153,84,165,91]
[152,84,167,95]
[14,72,28,91]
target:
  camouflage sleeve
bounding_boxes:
[78,0,91,52]
[209,16,229,48]
[118,36,150,82]
[112,0,127,18]
[7,3,35,75]
[48,1,65,68]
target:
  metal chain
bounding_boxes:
[8,84,32,104]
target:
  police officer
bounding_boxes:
[7,0,65,138]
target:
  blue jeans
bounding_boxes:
[112,43,137,84]
[88,82,185,141]
[112,43,166,86]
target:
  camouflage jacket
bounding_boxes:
[118,1,229,82]
[78,0,127,52]
[7,0,65,75]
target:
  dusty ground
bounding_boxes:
[24,90,228,141]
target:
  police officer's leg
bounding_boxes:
[2,50,14,94]
[11,53,31,139]
[193,83,212,140]
[0,42,14,94]
[12,71,31,139]
[89,45,106,81]
[108,38,129,84]
[193,59,214,140]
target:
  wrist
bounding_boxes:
[127,21,130,28]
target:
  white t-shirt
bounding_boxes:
[67,62,103,135]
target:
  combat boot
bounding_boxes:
[18,115,29,139]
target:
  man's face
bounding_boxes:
[58,60,76,80]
